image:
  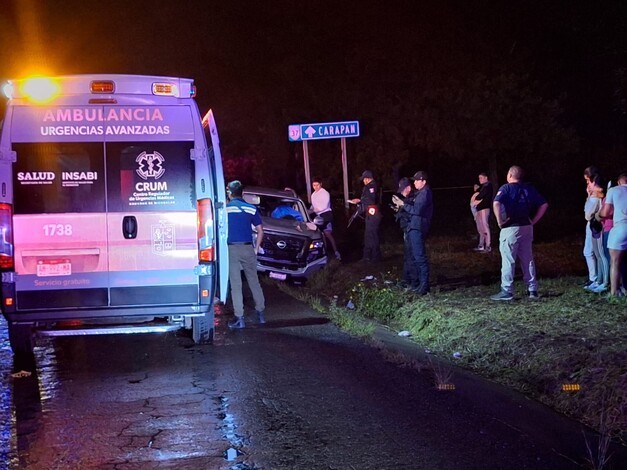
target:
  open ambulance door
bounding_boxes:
[205,110,229,303]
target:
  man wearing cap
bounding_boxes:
[491,166,548,301]
[226,180,266,328]
[392,177,418,288]
[394,171,433,295]
[350,170,382,262]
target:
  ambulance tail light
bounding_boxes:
[197,198,215,262]
[0,203,14,270]
[90,80,115,93]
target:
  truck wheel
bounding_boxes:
[8,322,34,356]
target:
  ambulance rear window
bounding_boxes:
[13,142,105,214]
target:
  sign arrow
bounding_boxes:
[304,126,316,139]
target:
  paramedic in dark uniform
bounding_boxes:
[350,170,382,262]
[394,171,433,295]
[226,180,266,328]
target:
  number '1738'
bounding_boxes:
[43,224,73,236]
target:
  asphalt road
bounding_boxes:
[0,284,617,469]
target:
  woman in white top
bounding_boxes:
[600,172,627,297]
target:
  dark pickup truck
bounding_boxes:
[242,187,328,281]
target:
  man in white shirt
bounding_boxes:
[311,177,341,260]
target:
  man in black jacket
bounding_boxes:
[393,171,434,295]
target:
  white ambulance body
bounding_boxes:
[0,75,229,355]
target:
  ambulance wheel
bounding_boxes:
[8,322,34,356]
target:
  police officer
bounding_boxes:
[394,171,433,295]
[226,180,266,328]
[393,177,418,288]
[350,170,382,262]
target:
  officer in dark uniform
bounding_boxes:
[350,170,382,262]
[393,177,418,288]
[394,171,433,295]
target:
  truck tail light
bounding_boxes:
[197,198,215,262]
[0,203,14,270]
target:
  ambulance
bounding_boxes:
[0,75,229,355]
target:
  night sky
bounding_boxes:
[1,1,626,194]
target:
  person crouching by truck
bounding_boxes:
[349,170,382,262]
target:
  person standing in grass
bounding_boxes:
[491,166,549,301]
[599,171,627,297]
[350,170,382,262]
[393,171,433,296]
[597,181,615,291]
[392,177,418,288]
[586,178,609,293]
[582,166,601,288]
[471,172,494,252]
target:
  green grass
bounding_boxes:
[277,237,627,444]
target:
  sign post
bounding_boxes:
[288,120,360,205]
[302,140,311,200]
[340,137,349,208]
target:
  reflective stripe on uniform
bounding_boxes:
[226,205,257,215]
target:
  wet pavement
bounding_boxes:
[0,284,622,469]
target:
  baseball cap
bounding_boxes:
[360,170,374,179]
[410,171,428,181]
[397,177,411,192]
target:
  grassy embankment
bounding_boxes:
[276,235,626,448]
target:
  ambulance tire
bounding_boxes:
[8,322,34,357]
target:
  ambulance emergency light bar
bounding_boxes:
[2,75,196,103]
